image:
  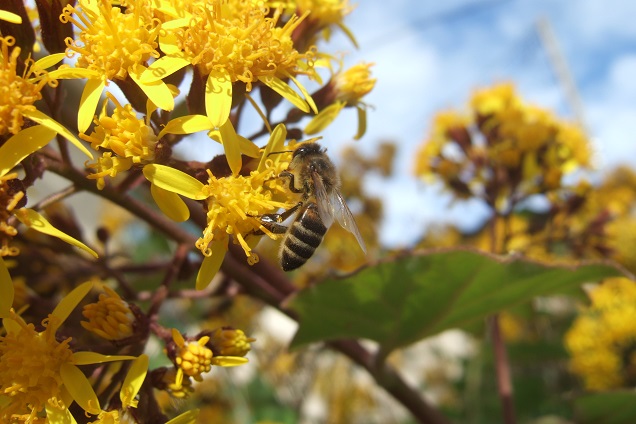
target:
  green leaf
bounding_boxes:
[288,249,623,352]
[574,391,636,424]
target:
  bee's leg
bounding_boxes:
[251,202,303,235]
[279,170,304,193]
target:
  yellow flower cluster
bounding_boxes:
[414,83,592,210]
[81,284,136,340]
[0,36,53,136]
[60,0,161,82]
[197,157,294,263]
[565,277,636,390]
[82,93,158,189]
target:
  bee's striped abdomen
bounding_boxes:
[280,203,327,271]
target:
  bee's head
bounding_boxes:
[293,143,324,158]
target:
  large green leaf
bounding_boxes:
[288,249,623,351]
[574,392,636,424]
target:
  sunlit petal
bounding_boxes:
[286,72,317,114]
[206,69,232,127]
[165,409,199,424]
[78,79,105,133]
[2,317,21,334]
[47,68,101,80]
[141,56,190,83]
[130,66,174,111]
[22,109,93,159]
[212,356,249,367]
[45,400,76,424]
[0,125,56,178]
[15,209,98,258]
[196,241,228,290]
[32,53,66,72]
[355,106,367,140]
[258,76,309,113]
[304,101,345,135]
[143,164,206,200]
[150,183,190,222]
[218,120,242,176]
[257,123,287,172]
[50,281,93,331]
[60,363,101,415]
[158,114,213,139]
[0,10,22,24]
[121,354,149,408]
[72,351,136,365]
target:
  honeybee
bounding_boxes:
[260,143,367,271]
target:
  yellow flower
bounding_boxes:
[414,83,592,208]
[565,277,636,390]
[0,277,137,423]
[0,36,92,159]
[81,283,136,341]
[305,62,376,139]
[294,0,357,47]
[141,0,318,133]
[82,92,159,189]
[143,125,296,289]
[169,329,248,389]
[56,0,171,132]
[208,327,255,357]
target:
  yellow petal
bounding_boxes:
[258,76,309,113]
[51,281,93,331]
[60,363,101,415]
[15,209,98,258]
[45,399,76,424]
[47,68,101,80]
[121,354,149,408]
[22,109,93,159]
[336,22,359,48]
[354,106,367,140]
[166,409,199,424]
[0,258,13,318]
[257,123,287,172]
[0,10,22,24]
[72,351,137,365]
[171,328,185,346]
[213,356,249,367]
[206,69,232,127]
[238,136,261,158]
[32,53,66,72]
[2,317,21,334]
[196,241,228,290]
[304,101,345,135]
[158,31,182,55]
[0,125,57,178]
[218,120,242,176]
[150,183,190,222]
[286,72,318,114]
[158,114,213,139]
[130,65,175,111]
[161,16,192,29]
[78,78,105,133]
[142,164,206,200]
[141,56,190,83]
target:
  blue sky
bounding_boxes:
[316,0,636,247]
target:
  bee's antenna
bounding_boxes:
[267,150,294,157]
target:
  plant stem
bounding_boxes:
[490,315,516,424]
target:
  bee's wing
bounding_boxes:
[312,171,335,228]
[331,191,367,254]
